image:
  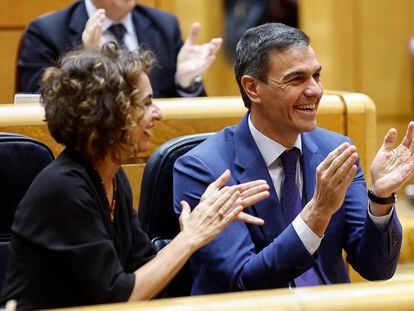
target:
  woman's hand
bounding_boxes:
[178,170,269,250]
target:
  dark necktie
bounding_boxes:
[108,23,127,50]
[280,148,320,287]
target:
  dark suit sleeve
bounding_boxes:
[173,154,316,293]
[17,19,61,92]
[342,163,402,280]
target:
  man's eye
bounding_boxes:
[289,76,304,84]
[313,73,321,81]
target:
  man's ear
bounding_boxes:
[241,75,261,104]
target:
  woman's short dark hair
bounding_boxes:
[40,42,155,164]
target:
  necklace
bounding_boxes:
[109,177,117,222]
[101,177,117,222]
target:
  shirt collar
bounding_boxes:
[248,114,302,167]
[85,0,134,36]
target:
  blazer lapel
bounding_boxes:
[68,2,89,48]
[234,115,286,242]
[132,8,156,51]
[301,132,320,205]
[301,131,332,284]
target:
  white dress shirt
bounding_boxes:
[85,0,138,51]
[248,115,393,255]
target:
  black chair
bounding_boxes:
[0,240,10,294]
[138,133,213,297]
[0,133,54,293]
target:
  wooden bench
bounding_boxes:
[48,278,414,310]
[0,92,377,207]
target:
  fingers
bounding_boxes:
[234,179,267,193]
[233,180,270,207]
[204,169,231,193]
[216,190,241,220]
[317,142,350,171]
[186,22,201,45]
[331,151,359,184]
[237,212,265,225]
[180,200,191,218]
[342,164,358,188]
[208,37,223,55]
[178,200,191,230]
[85,9,106,33]
[83,9,105,49]
[317,143,357,181]
[382,128,398,151]
[401,121,414,150]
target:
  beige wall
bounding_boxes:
[300,0,414,149]
[0,0,237,104]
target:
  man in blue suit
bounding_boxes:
[173,23,412,293]
[17,0,221,98]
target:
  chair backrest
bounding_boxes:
[0,240,10,294]
[0,133,54,238]
[138,133,213,297]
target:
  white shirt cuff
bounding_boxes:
[292,215,323,255]
[368,202,394,231]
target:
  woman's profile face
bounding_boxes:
[133,73,163,153]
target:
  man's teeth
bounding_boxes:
[296,104,315,111]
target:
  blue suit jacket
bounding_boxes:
[17,0,206,98]
[173,114,402,294]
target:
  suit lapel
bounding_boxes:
[234,115,286,242]
[301,132,320,205]
[132,8,156,51]
[301,131,332,284]
[68,1,89,48]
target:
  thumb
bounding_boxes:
[186,22,201,45]
[205,169,231,192]
[382,128,397,151]
[178,200,191,230]
[180,200,191,218]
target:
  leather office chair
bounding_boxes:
[0,133,54,237]
[0,133,54,293]
[138,133,213,297]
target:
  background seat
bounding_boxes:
[138,132,213,297]
[0,133,54,237]
[0,133,54,292]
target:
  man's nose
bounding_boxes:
[304,78,323,98]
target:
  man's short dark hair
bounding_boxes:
[234,23,310,109]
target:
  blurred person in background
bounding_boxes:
[17,0,222,98]
[224,0,297,60]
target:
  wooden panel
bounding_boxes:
[300,0,358,92]
[0,30,23,103]
[0,0,74,28]
[157,0,239,96]
[0,95,345,208]
[329,91,377,183]
[357,0,414,118]
[300,0,414,156]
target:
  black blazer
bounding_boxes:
[17,0,205,98]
